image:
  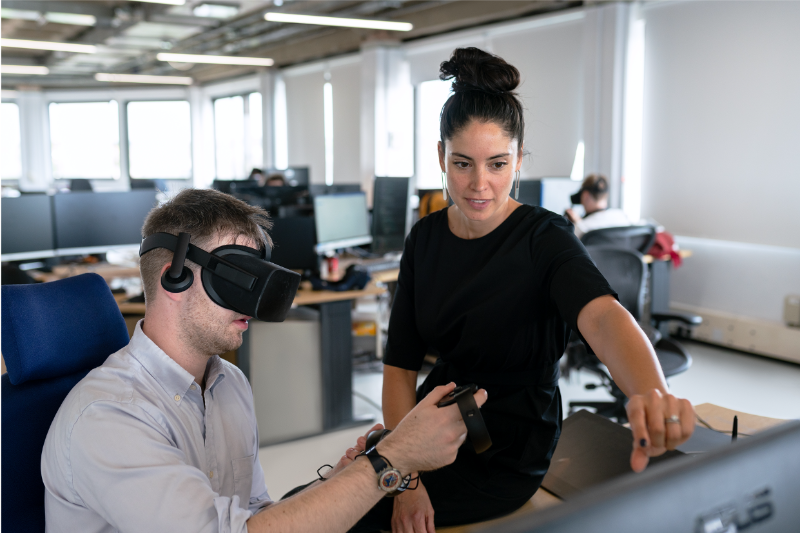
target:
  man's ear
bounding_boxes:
[158,262,187,302]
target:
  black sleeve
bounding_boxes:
[534,215,617,333]
[383,223,428,371]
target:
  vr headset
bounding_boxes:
[139,232,301,322]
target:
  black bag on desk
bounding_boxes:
[308,265,371,292]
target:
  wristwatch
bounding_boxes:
[362,446,404,495]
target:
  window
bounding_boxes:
[214,92,263,180]
[1,102,23,179]
[414,79,451,189]
[50,101,120,179]
[127,100,192,180]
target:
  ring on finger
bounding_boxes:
[665,414,680,424]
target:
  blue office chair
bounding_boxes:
[1,273,130,533]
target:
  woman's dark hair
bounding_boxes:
[439,47,525,148]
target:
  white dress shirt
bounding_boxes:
[42,320,271,533]
[573,208,634,239]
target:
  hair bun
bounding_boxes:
[439,47,520,94]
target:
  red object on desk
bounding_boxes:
[647,231,682,268]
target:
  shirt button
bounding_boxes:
[174,394,181,402]
[190,385,197,391]
[209,471,214,479]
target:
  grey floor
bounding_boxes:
[258,340,800,500]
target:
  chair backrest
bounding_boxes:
[1,273,130,533]
[581,225,657,255]
[584,246,647,321]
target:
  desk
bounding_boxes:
[437,403,783,533]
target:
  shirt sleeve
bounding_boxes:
[383,223,428,371]
[68,401,253,533]
[536,215,617,333]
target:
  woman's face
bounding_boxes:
[438,120,522,224]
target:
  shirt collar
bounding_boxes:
[129,320,226,397]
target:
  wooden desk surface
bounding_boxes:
[643,249,692,264]
[117,283,387,315]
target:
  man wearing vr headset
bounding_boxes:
[42,189,487,533]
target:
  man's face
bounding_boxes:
[177,233,255,357]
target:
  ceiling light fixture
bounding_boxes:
[135,0,186,5]
[0,8,97,26]
[95,73,193,85]
[156,53,274,66]
[0,38,96,54]
[264,12,413,32]
[193,3,239,19]
[1,65,50,75]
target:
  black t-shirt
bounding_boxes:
[384,205,615,487]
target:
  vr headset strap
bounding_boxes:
[140,233,257,291]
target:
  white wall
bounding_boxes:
[641,1,800,324]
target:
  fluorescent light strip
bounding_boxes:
[1,65,50,75]
[44,12,97,26]
[136,0,186,5]
[95,73,193,85]
[1,8,96,26]
[0,38,96,54]
[264,12,413,32]
[156,53,274,66]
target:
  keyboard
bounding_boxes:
[361,259,400,273]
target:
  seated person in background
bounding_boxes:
[265,173,287,187]
[249,167,267,184]
[41,189,485,533]
[565,174,633,239]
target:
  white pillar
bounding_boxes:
[582,2,631,208]
[258,69,275,170]
[16,90,51,191]
[360,41,414,205]
[189,85,215,189]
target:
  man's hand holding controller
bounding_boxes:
[373,383,488,477]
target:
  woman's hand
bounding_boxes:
[626,389,694,473]
[391,479,435,533]
[328,423,385,478]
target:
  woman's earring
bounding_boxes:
[514,170,521,200]
[441,171,448,201]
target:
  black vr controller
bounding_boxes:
[365,383,491,468]
[437,383,492,454]
[139,232,301,322]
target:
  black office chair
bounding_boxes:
[565,246,696,423]
[581,225,657,254]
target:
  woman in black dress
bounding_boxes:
[351,47,694,533]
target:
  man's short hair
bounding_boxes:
[140,188,272,304]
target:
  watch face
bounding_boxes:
[379,469,402,492]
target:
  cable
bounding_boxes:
[695,413,752,437]
[352,390,382,412]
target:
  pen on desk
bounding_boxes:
[732,415,738,442]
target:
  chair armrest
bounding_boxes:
[651,311,703,326]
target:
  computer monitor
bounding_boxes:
[483,420,800,533]
[541,177,579,214]
[308,184,362,196]
[268,217,319,272]
[265,167,309,187]
[52,190,158,255]
[513,180,542,207]
[371,177,409,254]
[1,195,57,261]
[313,192,372,253]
